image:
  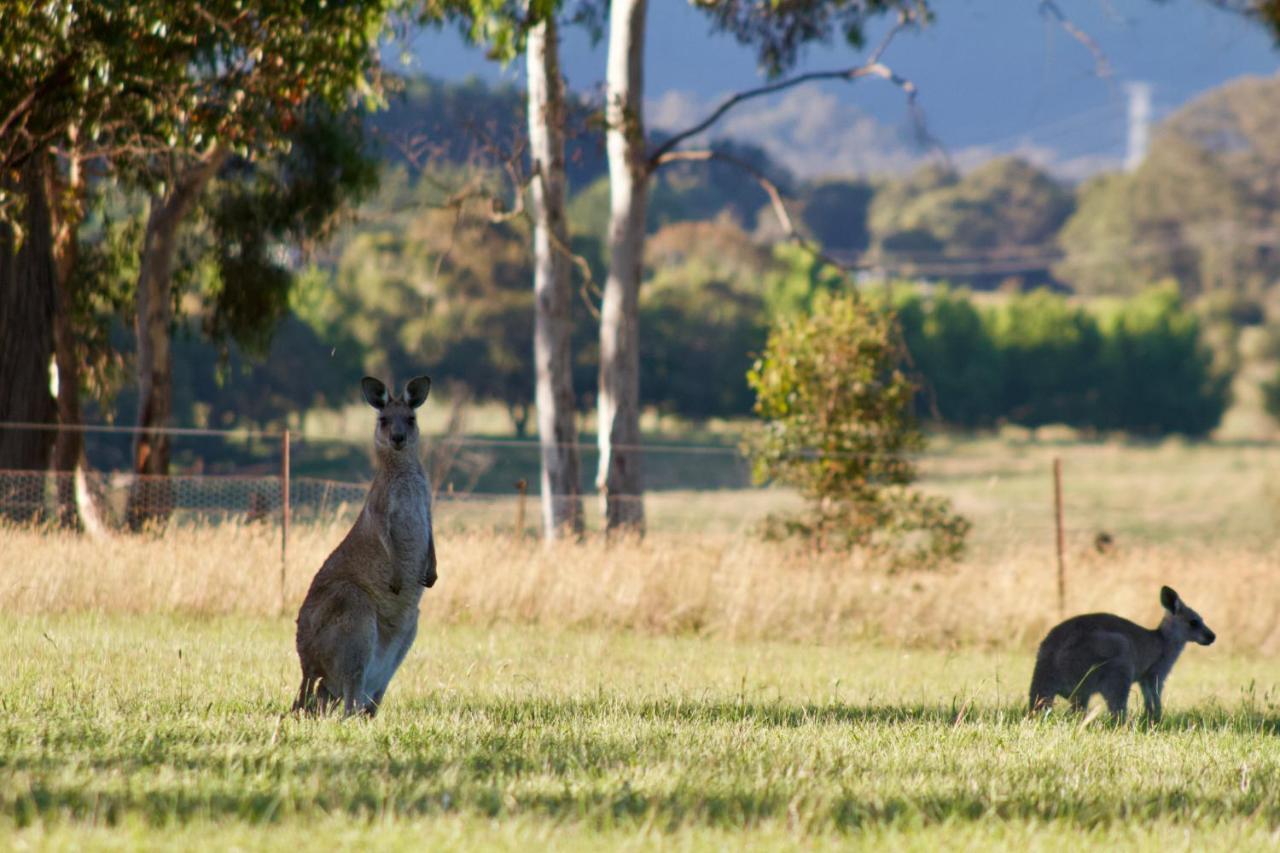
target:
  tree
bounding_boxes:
[869,157,1073,289]
[0,158,57,484]
[596,0,929,533]
[1057,76,1280,302]
[418,0,586,539]
[121,1,392,529]
[796,178,875,253]
[747,292,969,564]
[986,289,1105,427]
[875,284,1004,428]
[597,0,650,533]
[0,1,391,528]
[527,14,585,536]
[0,2,193,476]
[325,181,557,431]
[1095,284,1230,436]
[640,219,772,419]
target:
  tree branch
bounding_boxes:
[653,147,866,281]
[1039,0,1113,80]
[647,11,920,167]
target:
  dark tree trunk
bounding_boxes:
[126,150,226,531]
[0,155,58,520]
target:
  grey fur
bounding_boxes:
[292,375,437,717]
[1029,586,1215,722]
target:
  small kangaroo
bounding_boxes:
[293,375,437,717]
[1029,586,1215,722]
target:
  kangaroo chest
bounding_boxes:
[383,476,432,564]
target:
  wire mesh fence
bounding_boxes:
[5,421,1280,556]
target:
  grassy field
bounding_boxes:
[6,437,1280,848]
[5,617,1280,849]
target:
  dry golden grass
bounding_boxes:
[4,518,1276,654]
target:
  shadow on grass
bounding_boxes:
[8,696,1280,833]
[405,693,1280,735]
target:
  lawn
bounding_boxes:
[4,616,1280,849]
[6,436,1280,848]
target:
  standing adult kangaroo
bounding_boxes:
[293,375,437,717]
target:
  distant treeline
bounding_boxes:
[92,73,1266,439]
[885,285,1230,436]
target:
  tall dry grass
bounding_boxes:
[3,521,1277,654]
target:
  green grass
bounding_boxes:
[6,616,1280,849]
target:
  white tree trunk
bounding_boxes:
[527,17,585,540]
[597,0,649,534]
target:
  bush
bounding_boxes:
[985,290,1105,427]
[747,293,969,565]
[1095,284,1231,436]
[880,283,1230,437]
[878,285,1004,428]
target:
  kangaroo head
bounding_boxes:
[361,375,431,453]
[1160,585,1216,646]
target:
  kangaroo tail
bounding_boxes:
[1028,656,1054,715]
[292,675,315,714]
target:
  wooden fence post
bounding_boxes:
[1053,456,1065,617]
[514,478,528,539]
[281,429,291,614]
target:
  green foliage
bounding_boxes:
[198,106,379,356]
[68,190,145,414]
[1,0,391,197]
[1095,284,1232,436]
[868,158,1072,289]
[797,178,875,252]
[879,285,1003,427]
[747,292,969,562]
[641,221,773,418]
[321,177,559,432]
[1057,75,1280,300]
[173,313,365,431]
[986,289,1105,427]
[884,284,1230,436]
[763,243,845,317]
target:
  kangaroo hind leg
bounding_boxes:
[1098,659,1135,722]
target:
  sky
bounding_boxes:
[394,1,1280,181]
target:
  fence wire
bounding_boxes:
[5,422,1280,553]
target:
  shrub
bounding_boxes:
[1096,284,1231,436]
[746,293,969,565]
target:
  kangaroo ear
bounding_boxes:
[405,375,432,409]
[361,376,389,410]
[1160,586,1181,613]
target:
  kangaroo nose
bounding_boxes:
[424,571,437,588]
[1204,630,1216,645]
[391,433,406,448]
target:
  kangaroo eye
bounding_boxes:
[407,417,416,425]
[378,418,389,427]
[1189,619,1202,630]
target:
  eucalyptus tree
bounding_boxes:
[0,1,214,474]
[420,0,586,540]
[1,1,393,526]
[596,0,932,533]
[123,2,393,528]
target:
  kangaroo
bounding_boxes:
[292,375,437,717]
[1029,586,1215,722]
